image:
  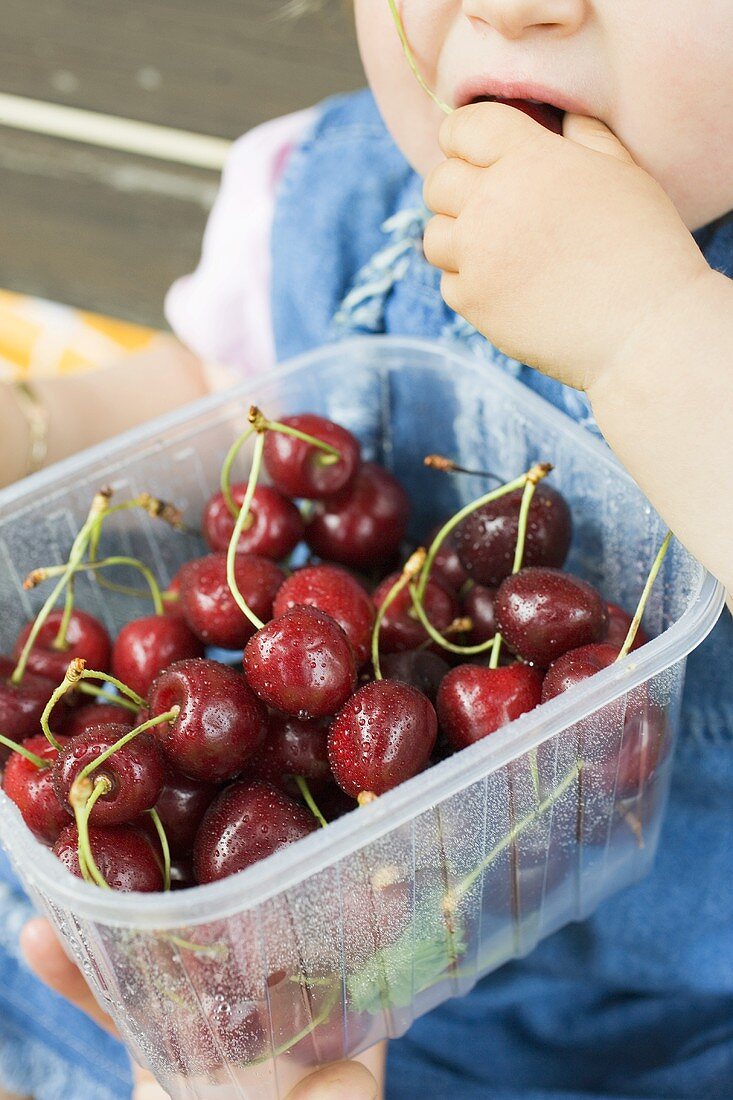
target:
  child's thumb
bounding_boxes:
[563,114,636,164]
[285,1060,380,1100]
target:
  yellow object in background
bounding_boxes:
[0,289,157,381]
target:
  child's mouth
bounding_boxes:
[471,96,565,135]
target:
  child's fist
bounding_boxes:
[423,102,710,392]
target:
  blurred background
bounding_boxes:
[0,0,364,329]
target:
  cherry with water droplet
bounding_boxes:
[373,571,459,653]
[203,482,303,559]
[462,584,498,645]
[0,657,56,749]
[61,702,134,737]
[54,822,163,891]
[380,650,450,704]
[437,664,543,751]
[178,552,284,649]
[605,602,649,652]
[151,767,219,857]
[424,524,469,592]
[273,564,375,666]
[247,712,332,790]
[111,615,204,698]
[13,609,111,682]
[263,413,361,500]
[3,734,70,844]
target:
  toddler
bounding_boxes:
[4,2,733,1098]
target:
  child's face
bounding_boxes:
[354,1,733,229]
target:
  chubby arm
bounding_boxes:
[423,103,733,592]
[0,336,210,488]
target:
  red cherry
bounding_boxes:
[454,484,572,587]
[13,610,111,682]
[244,606,356,718]
[54,822,163,891]
[151,767,218,857]
[0,657,56,749]
[541,642,620,702]
[425,524,469,592]
[328,680,438,797]
[605,602,649,652]
[263,414,361,500]
[163,570,185,617]
[463,584,498,645]
[148,659,267,782]
[3,735,70,844]
[380,650,450,704]
[178,553,285,649]
[496,567,609,668]
[437,664,543,751]
[52,725,165,825]
[247,712,332,789]
[61,702,134,738]
[373,571,458,654]
[111,615,204,699]
[305,463,410,571]
[202,482,304,559]
[193,781,316,883]
[273,565,375,666]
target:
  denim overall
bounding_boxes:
[0,89,731,1100]
[272,91,733,1100]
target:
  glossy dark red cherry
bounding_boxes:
[3,735,70,844]
[305,463,410,571]
[605,602,648,652]
[152,767,219,857]
[111,615,204,699]
[329,680,438,797]
[193,781,317,883]
[54,822,163,891]
[247,712,332,789]
[496,567,609,668]
[437,664,543,751]
[178,553,285,649]
[243,606,357,718]
[61,702,134,737]
[463,584,498,645]
[262,413,361,500]
[425,524,469,592]
[273,564,375,666]
[52,725,165,825]
[148,659,267,782]
[541,642,620,702]
[380,650,450,704]
[454,484,572,587]
[372,572,459,654]
[202,482,304,559]
[13,610,112,682]
[0,657,56,748]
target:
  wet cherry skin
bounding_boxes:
[463,584,498,645]
[193,780,317,883]
[328,680,438,797]
[243,606,357,718]
[247,712,332,789]
[262,413,361,500]
[178,553,285,649]
[3,734,70,844]
[425,524,469,592]
[111,615,204,698]
[0,657,57,749]
[61,702,134,737]
[202,482,303,560]
[372,572,459,654]
[305,463,410,571]
[437,664,543,751]
[151,767,219,857]
[380,650,451,704]
[605,602,649,652]
[54,822,163,891]
[147,659,267,782]
[13,609,112,682]
[273,564,375,666]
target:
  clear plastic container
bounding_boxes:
[0,337,723,1099]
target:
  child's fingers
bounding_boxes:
[438,101,543,166]
[285,1059,379,1100]
[562,114,637,164]
[20,918,118,1036]
[423,215,459,273]
[423,158,481,216]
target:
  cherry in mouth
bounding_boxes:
[473,96,565,136]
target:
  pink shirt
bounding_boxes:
[165,109,316,383]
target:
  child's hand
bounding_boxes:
[423,102,711,392]
[21,919,383,1100]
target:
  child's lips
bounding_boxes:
[471,96,565,135]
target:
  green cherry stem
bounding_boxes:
[148,809,171,892]
[408,587,495,656]
[40,659,87,751]
[76,682,139,713]
[77,707,180,786]
[71,776,112,889]
[294,776,328,829]
[617,531,672,662]
[387,0,452,114]
[226,430,267,630]
[0,734,47,768]
[78,670,145,709]
[32,557,165,616]
[371,549,427,680]
[52,581,76,653]
[249,404,343,467]
[220,425,256,518]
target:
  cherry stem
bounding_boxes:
[617,530,672,662]
[12,488,112,685]
[220,426,256,519]
[386,0,452,114]
[407,586,495,656]
[72,776,112,889]
[0,734,47,769]
[294,776,328,829]
[250,982,342,1066]
[424,455,504,484]
[249,405,342,467]
[148,808,171,891]
[77,707,179,786]
[34,556,165,616]
[371,549,427,679]
[52,581,76,652]
[488,472,543,670]
[76,681,139,713]
[226,430,267,630]
[40,659,87,751]
[78,670,145,709]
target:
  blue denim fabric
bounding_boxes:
[272,91,733,1099]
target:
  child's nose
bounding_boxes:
[463,0,586,40]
